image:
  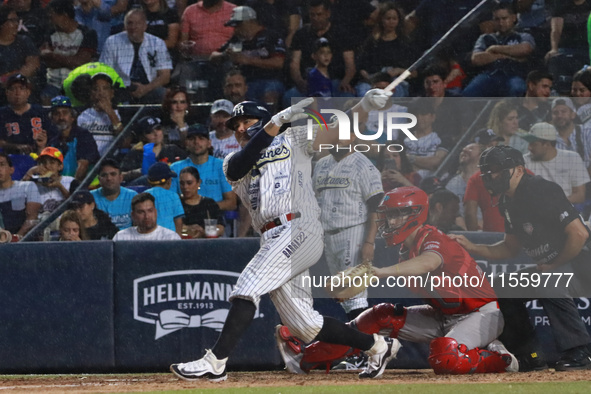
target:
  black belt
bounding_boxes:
[260,212,301,233]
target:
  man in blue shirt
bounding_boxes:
[91,158,137,229]
[171,124,236,211]
[145,162,184,235]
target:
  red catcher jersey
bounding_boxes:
[406,225,497,314]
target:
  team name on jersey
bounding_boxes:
[257,145,290,167]
[315,175,351,192]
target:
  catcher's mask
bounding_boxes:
[225,101,271,138]
[478,146,524,196]
[376,186,428,247]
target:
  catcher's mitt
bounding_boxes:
[326,261,376,301]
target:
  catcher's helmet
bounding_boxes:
[478,146,525,196]
[225,101,271,137]
[376,186,428,247]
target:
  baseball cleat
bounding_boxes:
[516,352,548,372]
[555,346,591,371]
[274,324,306,374]
[359,334,400,379]
[487,340,519,372]
[332,353,368,371]
[170,349,228,382]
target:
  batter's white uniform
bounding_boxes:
[313,152,383,313]
[223,125,325,343]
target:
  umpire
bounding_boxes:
[452,145,591,372]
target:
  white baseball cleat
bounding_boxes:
[274,324,307,374]
[359,334,401,379]
[487,340,519,373]
[170,349,228,382]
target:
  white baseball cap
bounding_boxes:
[552,97,576,113]
[225,6,257,27]
[210,99,234,115]
[518,122,557,143]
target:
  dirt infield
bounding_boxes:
[0,369,590,393]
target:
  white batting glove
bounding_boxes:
[271,97,314,126]
[360,89,392,112]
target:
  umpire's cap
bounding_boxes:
[478,145,525,175]
[226,101,271,137]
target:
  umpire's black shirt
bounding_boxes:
[499,174,589,265]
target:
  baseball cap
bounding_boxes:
[6,74,31,89]
[210,99,234,115]
[474,128,504,145]
[225,6,257,26]
[38,147,64,163]
[518,122,557,143]
[552,97,576,113]
[313,37,330,52]
[186,123,210,139]
[91,72,114,86]
[51,95,72,109]
[148,162,178,184]
[135,116,162,135]
[69,190,95,208]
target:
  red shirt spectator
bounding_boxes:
[180,0,235,58]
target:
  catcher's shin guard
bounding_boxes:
[428,337,511,375]
[351,303,406,338]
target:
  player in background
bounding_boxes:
[312,136,384,371]
[171,90,398,382]
[451,146,591,371]
[276,186,518,375]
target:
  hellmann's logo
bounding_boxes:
[134,270,264,339]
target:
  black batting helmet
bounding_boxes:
[226,101,271,137]
[479,146,525,196]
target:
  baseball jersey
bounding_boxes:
[524,149,590,197]
[77,107,121,156]
[404,131,449,178]
[405,225,497,315]
[170,156,232,202]
[36,176,74,213]
[0,104,56,148]
[555,125,591,170]
[146,186,184,232]
[91,187,137,229]
[0,181,41,234]
[313,152,383,231]
[223,125,321,232]
[113,225,181,241]
[209,131,241,159]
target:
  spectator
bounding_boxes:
[223,68,248,104]
[284,0,356,106]
[141,0,180,51]
[520,122,590,204]
[462,2,534,97]
[74,0,112,55]
[210,6,285,109]
[160,86,199,147]
[427,188,463,233]
[145,162,184,235]
[48,95,100,182]
[404,100,449,179]
[551,97,591,175]
[0,74,56,155]
[62,62,126,108]
[22,147,74,213]
[329,0,376,50]
[77,73,123,156]
[546,0,591,94]
[171,124,237,211]
[378,148,421,192]
[113,192,181,240]
[244,0,301,47]
[518,70,552,131]
[91,158,138,229]
[515,0,551,67]
[179,166,224,238]
[6,0,49,47]
[209,99,240,159]
[100,8,173,103]
[58,209,87,241]
[120,115,187,183]
[68,190,119,240]
[178,0,235,60]
[487,100,528,154]
[306,37,333,98]
[356,2,414,97]
[0,152,41,238]
[571,67,591,128]
[40,0,98,106]
[0,5,39,104]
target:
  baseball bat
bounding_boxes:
[385,0,493,93]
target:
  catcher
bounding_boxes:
[276,186,519,375]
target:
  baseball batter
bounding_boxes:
[277,187,518,375]
[171,90,400,382]
[313,149,383,319]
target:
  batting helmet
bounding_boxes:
[225,101,271,137]
[376,186,428,247]
[478,146,525,196]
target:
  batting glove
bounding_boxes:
[360,89,392,112]
[271,97,314,126]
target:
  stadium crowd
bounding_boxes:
[0,0,590,241]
